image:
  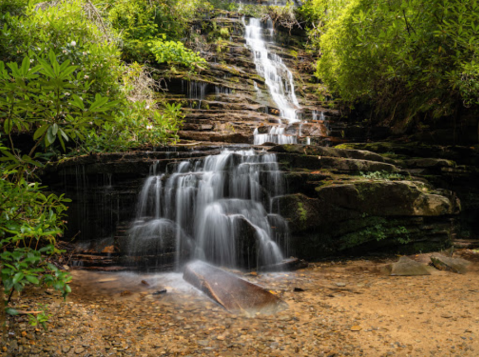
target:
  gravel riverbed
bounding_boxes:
[2,251,479,357]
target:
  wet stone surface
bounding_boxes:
[2,251,479,356]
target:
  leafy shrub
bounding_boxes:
[0,173,72,314]
[310,0,479,122]
[82,102,183,152]
[149,39,207,70]
[0,51,119,159]
[105,0,212,62]
[360,171,406,181]
[0,0,187,326]
[0,0,123,99]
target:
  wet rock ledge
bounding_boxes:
[41,142,470,268]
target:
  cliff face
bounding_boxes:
[42,142,471,269]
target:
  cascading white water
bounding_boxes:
[253,127,297,145]
[128,150,289,270]
[313,110,325,121]
[243,17,302,145]
[243,18,300,122]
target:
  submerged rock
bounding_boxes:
[183,260,288,316]
[430,254,471,274]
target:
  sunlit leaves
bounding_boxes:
[0,50,120,151]
[149,39,207,71]
[313,0,479,118]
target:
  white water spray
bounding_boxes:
[129,150,289,270]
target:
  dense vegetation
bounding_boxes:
[0,0,209,324]
[300,0,479,127]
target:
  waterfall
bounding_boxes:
[243,17,300,123]
[128,149,289,270]
[182,80,208,108]
[243,17,302,145]
[313,110,325,121]
[253,127,297,145]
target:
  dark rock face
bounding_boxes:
[268,144,466,258]
[42,143,469,268]
[336,142,479,244]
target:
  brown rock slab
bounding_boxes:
[183,260,288,316]
[430,254,471,274]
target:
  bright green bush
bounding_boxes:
[149,38,207,70]
[0,51,119,159]
[104,0,211,62]
[312,0,479,121]
[83,102,183,152]
[0,175,72,308]
[0,0,188,326]
[0,0,123,99]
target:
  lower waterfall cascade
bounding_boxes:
[128,149,290,270]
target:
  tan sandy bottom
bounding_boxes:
[2,251,479,357]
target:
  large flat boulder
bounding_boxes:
[387,256,431,276]
[183,260,287,316]
[430,254,471,274]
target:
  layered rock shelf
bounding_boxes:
[42,141,475,269]
[158,12,359,146]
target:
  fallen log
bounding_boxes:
[183,260,288,316]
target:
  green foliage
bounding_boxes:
[1,247,72,302]
[340,217,411,250]
[0,174,72,314]
[0,0,188,327]
[311,0,479,122]
[0,0,123,99]
[83,102,183,152]
[359,171,406,181]
[0,177,69,244]
[297,202,308,223]
[105,0,212,62]
[28,304,51,330]
[0,51,120,159]
[149,39,207,70]
[264,2,300,33]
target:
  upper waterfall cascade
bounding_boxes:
[128,149,290,270]
[243,17,302,145]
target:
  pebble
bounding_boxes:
[74,347,85,354]
[62,346,71,353]
[3,256,478,357]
